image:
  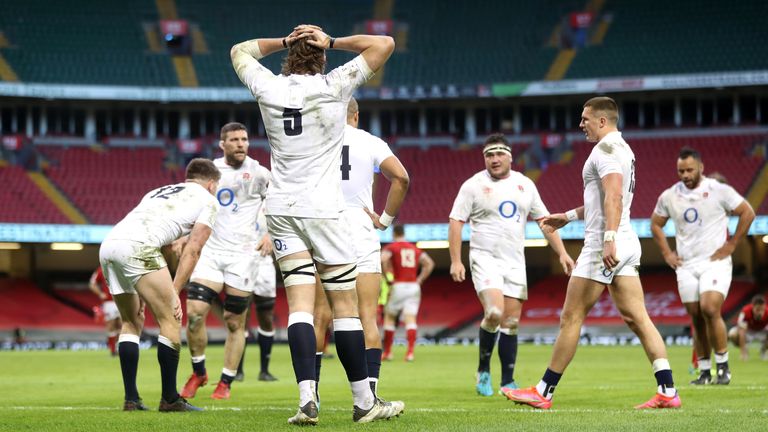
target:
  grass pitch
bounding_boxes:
[1,343,766,431]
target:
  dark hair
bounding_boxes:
[678,146,702,162]
[220,122,247,141]
[483,133,509,148]
[185,158,221,182]
[393,224,405,237]
[752,295,766,306]
[281,38,325,75]
[584,96,619,124]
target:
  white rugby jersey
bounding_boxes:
[234,53,374,218]
[106,182,218,247]
[253,205,274,264]
[341,124,394,209]
[449,170,549,267]
[654,177,744,261]
[204,157,271,254]
[582,131,636,246]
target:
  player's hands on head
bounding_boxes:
[295,26,332,50]
[363,207,388,230]
[540,213,569,233]
[450,262,465,283]
[602,240,618,270]
[710,241,736,261]
[662,250,683,269]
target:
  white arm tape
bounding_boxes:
[565,209,578,221]
[379,211,395,227]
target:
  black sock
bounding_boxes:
[192,358,206,377]
[367,348,382,396]
[541,368,563,398]
[315,352,323,402]
[498,332,517,384]
[366,348,382,380]
[118,338,140,401]
[334,322,368,382]
[478,327,498,373]
[259,331,274,373]
[220,372,235,385]
[287,322,317,383]
[157,338,180,402]
[655,369,675,391]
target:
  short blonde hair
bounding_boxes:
[584,96,619,124]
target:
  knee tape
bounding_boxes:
[187,282,218,304]
[255,296,276,311]
[320,263,357,291]
[224,295,250,315]
[279,259,315,287]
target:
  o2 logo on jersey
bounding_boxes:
[217,188,239,212]
[683,208,698,224]
[498,200,521,221]
[602,268,614,278]
[273,239,287,251]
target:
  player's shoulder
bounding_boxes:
[594,132,630,157]
[512,170,537,187]
[704,177,737,194]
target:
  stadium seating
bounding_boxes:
[521,274,756,326]
[40,147,178,224]
[0,0,176,86]
[536,134,765,219]
[566,0,768,79]
[2,0,764,87]
[0,165,70,223]
[0,278,97,330]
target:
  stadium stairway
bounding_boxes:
[0,165,70,224]
[26,171,89,224]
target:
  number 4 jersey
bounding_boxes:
[449,170,549,267]
[204,157,271,254]
[105,182,219,247]
[234,51,374,219]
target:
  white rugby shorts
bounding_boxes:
[267,214,355,265]
[344,207,381,273]
[250,257,277,298]
[99,239,167,295]
[102,300,120,321]
[572,234,641,285]
[190,249,254,293]
[469,250,528,300]
[676,257,732,303]
[385,282,421,316]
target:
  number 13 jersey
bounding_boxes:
[449,170,548,267]
[106,182,219,247]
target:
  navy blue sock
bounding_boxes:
[192,358,206,377]
[287,322,317,383]
[654,369,675,389]
[259,332,274,373]
[315,352,323,402]
[498,332,518,384]
[118,339,140,401]
[541,368,563,398]
[334,324,368,382]
[157,339,180,402]
[220,372,235,385]
[366,348,382,380]
[478,327,498,373]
